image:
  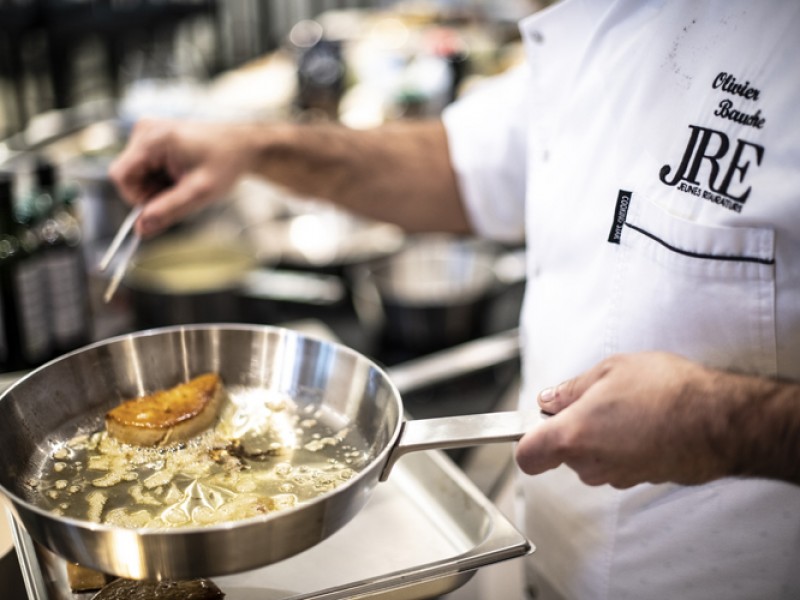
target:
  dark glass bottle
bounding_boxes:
[0,171,51,371]
[34,158,92,355]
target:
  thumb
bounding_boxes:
[515,418,565,475]
[538,362,606,414]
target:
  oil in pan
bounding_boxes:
[23,385,370,529]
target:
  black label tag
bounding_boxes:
[608,190,633,244]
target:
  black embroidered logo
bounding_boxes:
[659,125,764,211]
[659,71,765,213]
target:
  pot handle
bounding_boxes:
[379,409,542,481]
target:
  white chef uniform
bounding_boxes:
[443,0,800,598]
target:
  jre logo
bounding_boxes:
[659,125,764,203]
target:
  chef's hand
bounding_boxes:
[109,119,252,238]
[515,352,732,488]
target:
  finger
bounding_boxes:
[573,461,640,489]
[136,170,215,237]
[109,131,167,206]
[136,187,187,237]
[566,454,618,488]
[108,151,152,206]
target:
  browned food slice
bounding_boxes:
[105,373,224,446]
[92,578,225,599]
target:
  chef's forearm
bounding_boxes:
[710,371,800,485]
[240,120,472,234]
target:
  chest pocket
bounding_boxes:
[605,195,777,376]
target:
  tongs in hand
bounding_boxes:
[99,170,173,303]
[98,204,144,303]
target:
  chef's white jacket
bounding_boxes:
[443,0,800,598]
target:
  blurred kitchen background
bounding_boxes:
[1,0,543,372]
[1,2,552,598]
[1,0,538,139]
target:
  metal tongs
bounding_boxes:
[98,170,173,303]
[98,204,144,303]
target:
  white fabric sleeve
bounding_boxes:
[442,64,530,243]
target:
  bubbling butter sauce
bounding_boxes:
[24,386,370,528]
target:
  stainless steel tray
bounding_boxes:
[11,448,532,600]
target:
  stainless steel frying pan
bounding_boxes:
[0,324,537,580]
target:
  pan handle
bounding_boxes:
[379,409,542,481]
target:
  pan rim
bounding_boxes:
[0,323,405,539]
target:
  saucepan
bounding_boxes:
[352,235,527,352]
[121,233,351,329]
[0,324,535,581]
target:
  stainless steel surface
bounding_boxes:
[380,411,538,482]
[8,509,49,600]
[122,233,348,328]
[0,370,27,395]
[0,325,399,580]
[247,210,405,269]
[99,204,143,303]
[370,237,497,304]
[0,324,531,581]
[460,377,523,500]
[98,205,143,272]
[16,449,531,600]
[62,155,131,249]
[121,233,256,327]
[240,269,345,305]
[352,235,525,352]
[385,328,520,395]
[103,233,140,303]
[0,109,118,169]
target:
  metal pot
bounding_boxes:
[0,324,534,580]
[122,234,348,328]
[352,235,526,353]
[62,154,130,250]
[245,209,406,272]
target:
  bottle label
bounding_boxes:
[14,258,50,363]
[45,248,88,347]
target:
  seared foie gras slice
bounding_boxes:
[105,373,224,446]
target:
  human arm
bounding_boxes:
[515,352,800,488]
[109,118,470,238]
